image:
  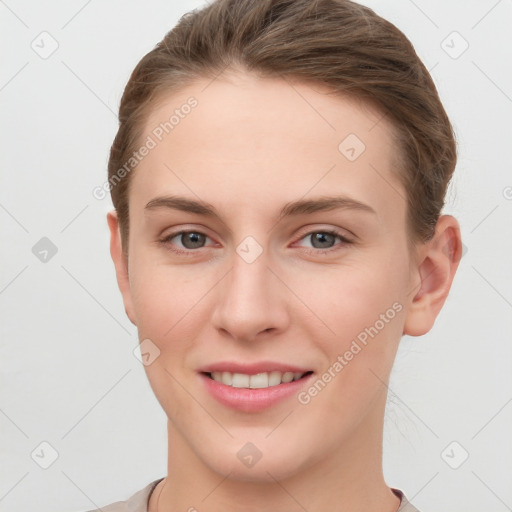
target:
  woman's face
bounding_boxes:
[114,71,420,481]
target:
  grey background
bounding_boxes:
[1,0,511,511]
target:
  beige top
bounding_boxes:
[83,478,421,512]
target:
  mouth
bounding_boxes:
[201,370,314,389]
[199,369,315,412]
[197,361,316,412]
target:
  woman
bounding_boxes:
[95,0,462,510]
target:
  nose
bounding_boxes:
[210,246,290,343]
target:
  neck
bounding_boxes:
[150,394,400,512]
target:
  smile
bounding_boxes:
[204,370,313,389]
[199,369,315,413]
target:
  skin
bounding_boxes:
[107,70,461,512]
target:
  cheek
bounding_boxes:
[297,253,407,389]
[292,268,406,434]
[129,238,409,349]
[128,252,209,341]
[302,259,406,344]
[128,263,205,415]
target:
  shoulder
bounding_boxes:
[392,488,422,512]
[78,478,164,512]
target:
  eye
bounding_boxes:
[159,228,352,256]
[294,229,352,253]
[159,230,214,255]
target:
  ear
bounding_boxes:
[107,210,137,326]
[403,215,462,336]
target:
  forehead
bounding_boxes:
[132,72,404,226]
[144,71,395,156]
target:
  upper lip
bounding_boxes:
[197,361,313,375]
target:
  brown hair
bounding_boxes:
[108,0,456,255]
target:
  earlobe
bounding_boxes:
[106,211,137,326]
[403,215,462,337]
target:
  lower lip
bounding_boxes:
[199,372,314,413]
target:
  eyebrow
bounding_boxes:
[144,194,376,221]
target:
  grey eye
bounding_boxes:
[309,232,336,249]
[179,232,206,249]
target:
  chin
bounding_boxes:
[198,437,315,483]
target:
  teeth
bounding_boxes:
[221,372,232,386]
[268,371,282,387]
[281,372,294,383]
[209,371,307,388]
[249,372,268,389]
[232,373,250,388]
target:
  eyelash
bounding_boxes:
[158,229,353,257]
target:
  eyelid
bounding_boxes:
[291,228,353,255]
[293,225,354,244]
[159,225,354,256]
[159,223,216,241]
[160,228,217,250]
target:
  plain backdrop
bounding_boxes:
[1,1,511,511]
